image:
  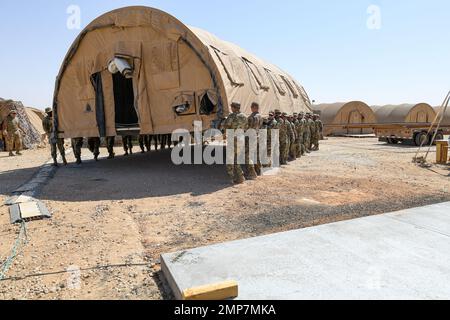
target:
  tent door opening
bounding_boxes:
[112,72,139,134]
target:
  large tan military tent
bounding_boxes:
[312,101,376,136]
[54,6,312,139]
[372,103,436,124]
[0,99,43,149]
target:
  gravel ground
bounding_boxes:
[0,137,449,300]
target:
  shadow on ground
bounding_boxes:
[28,149,231,201]
[0,166,45,196]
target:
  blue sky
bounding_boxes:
[0,0,449,109]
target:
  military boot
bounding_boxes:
[16,151,22,156]
[62,156,68,166]
[245,165,258,180]
[9,151,15,157]
[76,157,82,165]
[234,175,246,185]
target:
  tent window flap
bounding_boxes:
[242,57,270,91]
[211,47,244,86]
[280,75,299,98]
[265,69,286,96]
[172,92,196,116]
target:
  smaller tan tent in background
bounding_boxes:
[372,103,436,124]
[25,107,46,144]
[312,101,376,136]
[0,99,44,149]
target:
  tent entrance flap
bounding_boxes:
[112,72,139,129]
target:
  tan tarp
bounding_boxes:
[313,101,376,136]
[0,100,43,148]
[372,103,436,124]
[25,107,46,142]
[54,6,312,138]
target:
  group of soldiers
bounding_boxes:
[42,107,176,166]
[3,106,323,180]
[222,102,323,184]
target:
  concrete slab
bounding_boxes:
[161,202,450,300]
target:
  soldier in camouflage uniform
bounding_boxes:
[87,137,101,161]
[317,115,324,140]
[282,113,295,162]
[71,137,84,165]
[293,113,303,159]
[246,102,263,179]
[262,111,277,168]
[222,102,248,184]
[308,113,317,151]
[303,113,313,153]
[287,114,297,161]
[2,110,25,157]
[274,110,288,165]
[42,108,67,166]
[311,114,321,151]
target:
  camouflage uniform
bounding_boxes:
[42,110,66,166]
[293,114,303,158]
[304,114,313,153]
[262,113,277,168]
[312,116,321,151]
[223,106,248,184]
[246,111,263,178]
[299,115,308,155]
[283,114,295,162]
[275,111,288,165]
[287,116,297,161]
[3,113,23,156]
[88,137,101,161]
[71,137,84,164]
[317,118,324,140]
[308,116,317,151]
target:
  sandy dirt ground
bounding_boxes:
[0,137,449,300]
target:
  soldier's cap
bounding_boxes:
[282,112,288,116]
[268,111,275,116]
[293,113,298,116]
[9,110,17,115]
[45,107,52,114]
[231,102,241,109]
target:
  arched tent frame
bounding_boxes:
[53,6,311,139]
[313,101,376,136]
